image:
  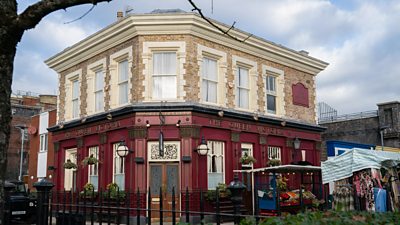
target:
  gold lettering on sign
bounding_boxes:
[64,121,121,139]
[257,126,284,136]
[229,122,250,131]
[209,119,222,127]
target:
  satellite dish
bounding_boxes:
[28,126,37,135]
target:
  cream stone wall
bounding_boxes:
[56,34,317,124]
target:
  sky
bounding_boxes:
[13,0,400,115]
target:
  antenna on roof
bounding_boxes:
[211,0,214,14]
[125,5,134,15]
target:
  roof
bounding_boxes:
[45,10,328,75]
[321,148,400,184]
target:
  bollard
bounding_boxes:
[227,174,246,225]
[33,179,54,225]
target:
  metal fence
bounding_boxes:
[29,185,269,225]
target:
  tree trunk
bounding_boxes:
[0,25,21,224]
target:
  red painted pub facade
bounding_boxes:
[49,103,324,193]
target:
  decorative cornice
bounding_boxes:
[45,13,328,75]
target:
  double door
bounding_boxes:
[149,163,180,221]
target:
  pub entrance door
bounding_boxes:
[149,163,180,221]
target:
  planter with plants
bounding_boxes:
[205,183,232,201]
[81,154,99,166]
[267,159,281,167]
[80,183,97,198]
[63,159,77,169]
[240,153,257,165]
[103,183,126,201]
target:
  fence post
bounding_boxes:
[216,188,220,225]
[185,187,189,223]
[159,186,163,225]
[33,179,54,225]
[147,187,151,225]
[228,174,246,225]
[200,190,204,225]
[172,187,176,225]
[137,188,140,225]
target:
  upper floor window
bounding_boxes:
[207,141,225,190]
[152,52,177,99]
[72,79,80,118]
[201,57,218,103]
[263,65,285,116]
[95,70,104,112]
[118,60,129,105]
[39,134,48,152]
[266,75,277,114]
[236,67,250,109]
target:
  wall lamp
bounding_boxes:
[176,120,181,127]
[116,140,133,158]
[146,120,151,128]
[293,137,301,150]
[195,136,209,156]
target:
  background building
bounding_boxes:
[319,101,400,160]
[46,10,327,215]
[8,91,56,181]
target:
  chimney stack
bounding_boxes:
[117,11,123,21]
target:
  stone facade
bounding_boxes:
[56,34,318,124]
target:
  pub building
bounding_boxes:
[46,10,328,214]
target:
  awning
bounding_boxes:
[321,148,400,184]
[234,164,321,174]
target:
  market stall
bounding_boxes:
[321,148,400,212]
[234,164,324,216]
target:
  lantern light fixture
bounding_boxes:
[116,140,132,158]
[293,137,301,150]
[196,136,209,156]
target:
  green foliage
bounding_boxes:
[205,183,232,201]
[103,183,126,200]
[238,211,400,225]
[81,154,99,166]
[63,159,77,169]
[240,153,257,164]
[80,183,97,198]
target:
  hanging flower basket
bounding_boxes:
[80,183,97,198]
[267,159,281,167]
[63,159,77,169]
[81,154,99,166]
[240,154,257,164]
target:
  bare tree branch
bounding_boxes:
[64,4,95,24]
[17,0,111,31]
[188,0,251,42]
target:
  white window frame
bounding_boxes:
[112,143,125,190]
[64,70,82,121]
[39,134,48,152]
[207,141,225,190]
[94,70,104,112]
[86,59,106,115]
[118,59,129,105]
[232,56,257,112]
[263,65,285,116]
[201,57,218,103]
[88,146,99,191]
[197,45,227,106]
[268,146,281,160]
[265,75,277,114]
[236,66,250,109]
[142,41,186,102]
[241,143,253,168]
[64,148,77,191]
[152,52,177,100]
[71,79,80,119]
[109,47,132,109]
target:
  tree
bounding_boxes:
[0,0,112,223]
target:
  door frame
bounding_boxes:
[146,141,181,219]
